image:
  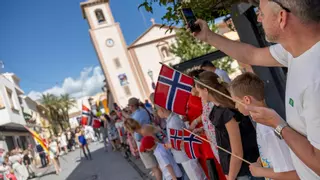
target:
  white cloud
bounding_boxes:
[28,66,105,101]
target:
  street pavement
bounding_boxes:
[32,142,154,180]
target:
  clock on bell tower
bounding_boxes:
[80,0,146,107]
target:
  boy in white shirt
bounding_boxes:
[229,72,299,180]
[156,106,207,180]
[140,136,182,180]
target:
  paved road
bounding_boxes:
[34,142,151,180]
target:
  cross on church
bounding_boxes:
[150,18,155,25]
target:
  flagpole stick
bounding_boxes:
[194,79,247,107]
[184,128,252,165]
[159,62,246,107]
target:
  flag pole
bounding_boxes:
[158,63,246,107]
[184,128,252,165]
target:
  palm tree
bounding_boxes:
[60,94,76,127]
[40,93,76,134]
[40,94,61,134]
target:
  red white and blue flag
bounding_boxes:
[169,129,183,150]
[183,129,203,159]
[81,105,91,126]
[154,65,194,115]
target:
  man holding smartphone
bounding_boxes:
[191,0,320,179]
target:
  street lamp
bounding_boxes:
[147,70,156,90]
[147,69,153,82]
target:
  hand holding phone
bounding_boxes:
[181,8,201,33]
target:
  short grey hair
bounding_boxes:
[276,0,320,23]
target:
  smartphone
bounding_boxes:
[181,8,201,33]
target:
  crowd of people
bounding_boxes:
[1,0,319,180]
[117,0,320,180]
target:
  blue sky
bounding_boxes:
[0,0,167,100]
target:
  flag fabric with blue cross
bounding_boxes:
[169,129,183,150]
[81,105,91,126]
[183,129,203,159]
[154,65,194,115]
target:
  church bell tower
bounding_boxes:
[80,0,145,107]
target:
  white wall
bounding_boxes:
[133,26,176,46]
[0,75,26,126]
[90,24,144,107]
[133,36,181,94]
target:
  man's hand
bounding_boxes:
[192,19,211,42]
[246,105,284,129]
[249,162,264,177]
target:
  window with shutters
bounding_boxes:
[114,58,121,68]
[123,86,131,96]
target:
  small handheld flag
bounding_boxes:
[81,105,91,125]
[154,65,194,115]
[169,129,183,150]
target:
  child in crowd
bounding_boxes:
[75,127,92,160]
[140,136,182,180]
[229,72,299,180]
[141,124,166,143]
[126,132,139,158]
[156,105,207,180]
[111,110,126,145]
[196,71,259,180]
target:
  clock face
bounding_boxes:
[106,39,114,47]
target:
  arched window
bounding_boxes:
[160,46,170,58]
[95,9,106,23]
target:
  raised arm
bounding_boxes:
[193,19,282,67]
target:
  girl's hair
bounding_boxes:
[188,69,205,87]
[197,71,235,109]
[141,124,158,135]
[110,110,117,116]
[104,114,112,123]
[75,127,81,133]
[124,118,141,133]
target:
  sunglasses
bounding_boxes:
[269,0,291,12]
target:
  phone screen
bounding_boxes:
[182,8,196,22]
[182,8,200,32]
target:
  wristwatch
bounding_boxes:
[274,122,289,139]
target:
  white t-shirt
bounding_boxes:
[214,68,231,83]
[270,42,320,180]
[256,123,295,177]
[153,143,182,180]
[166,113,190,163]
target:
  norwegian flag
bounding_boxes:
[81,105,91,125]
[183,129,202,159]
[183,129,226,180]
[154,65,194,115]
[169,129,183,150]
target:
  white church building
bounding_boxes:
[80,0,243,108]
[80,0,181,107]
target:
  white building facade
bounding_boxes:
[0,73,34,151]
[80,0,181,108]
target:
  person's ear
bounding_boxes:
[243,96,252,104]
[279,11,288,30]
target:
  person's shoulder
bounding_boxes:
[269,44,290,66]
